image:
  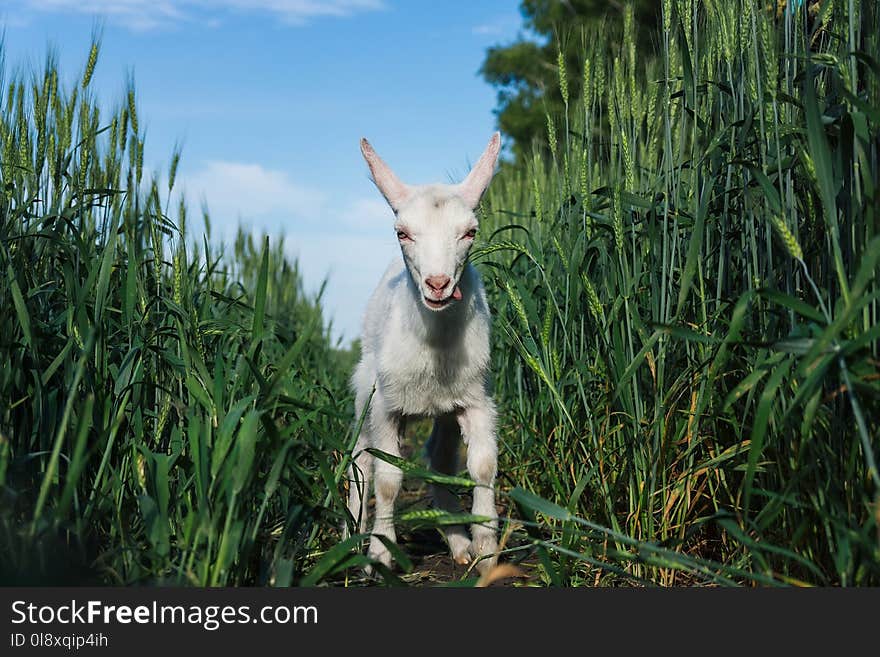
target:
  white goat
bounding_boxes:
[345,133,502,574]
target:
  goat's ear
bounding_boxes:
[361,138,411,212]
[456,132,501,209]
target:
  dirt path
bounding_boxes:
[337,422,541,587]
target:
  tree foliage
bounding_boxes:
[480,0,659,163]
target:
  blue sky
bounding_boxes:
[1,0,523,344]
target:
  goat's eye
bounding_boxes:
[463,228,477,239]
[396,230,411,241]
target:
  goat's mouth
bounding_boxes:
[423,285,463,310]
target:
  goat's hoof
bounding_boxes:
[447,533,473,565]
[367,535,395,573]
[469,529,498,575]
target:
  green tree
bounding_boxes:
[481,0,659,163]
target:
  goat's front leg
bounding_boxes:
[367,409,405,569]
[458,399,499,574]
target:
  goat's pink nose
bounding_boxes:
[425,275,451,293]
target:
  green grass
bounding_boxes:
[2,0,879,587]
[0,45,356,585]
[476,0,880,585]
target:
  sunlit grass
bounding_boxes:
[0,42,356,584]
[476,0,880,585]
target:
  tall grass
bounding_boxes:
[0,44,355,584]
[476,0,880,585]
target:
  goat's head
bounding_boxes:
[360,133,501,311]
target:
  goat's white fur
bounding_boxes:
[345,133,501,574]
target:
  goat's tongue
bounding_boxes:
[452,285,462,301]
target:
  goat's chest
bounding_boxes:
[377,335,485,416]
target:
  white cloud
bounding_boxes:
[285,232,398,344]
[184,160,326,226]
[179,159,398,343]
[340,196,394,229]
[13,0,385,31]
[472,23,502,36]
[214,0,385,25]
[471,14,520,38]
[181,160,392,236]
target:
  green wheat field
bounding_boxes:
[2,0,879,586]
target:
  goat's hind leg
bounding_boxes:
[426,414,471,564]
